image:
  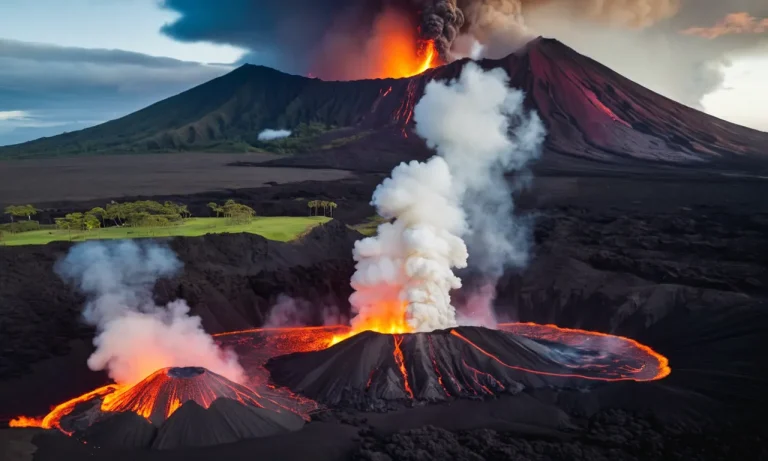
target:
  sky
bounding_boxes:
[0,0,766,146]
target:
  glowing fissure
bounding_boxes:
[392,335,415,399]
[427,336,451,397]
[451,329,669,382]
[12,323,671,433]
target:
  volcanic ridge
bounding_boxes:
[52,366,305,450]
[265,326,670,409]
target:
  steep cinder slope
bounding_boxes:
[3,38,766,168]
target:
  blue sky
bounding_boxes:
[0,0,766,146]
[0,0,245,146]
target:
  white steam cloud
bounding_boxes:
[258,129,292,141]
[348,62,545,332]
[56,241,244,385]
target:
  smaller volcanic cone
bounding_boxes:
[48,366,304,449]
[265,326,670,409]
[98,366,262,425]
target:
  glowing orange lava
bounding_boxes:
[9,384,120,434]
[11,322,671,434]
[364,8,438,79]
[329,299,413,346]
[392,335,414,399]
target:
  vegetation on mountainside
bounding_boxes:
[0,64,393,159]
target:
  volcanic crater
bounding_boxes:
[265,325,670,409]
[48,366,305,450]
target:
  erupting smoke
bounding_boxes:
[348,156,469,333]
[257,129,292,141]
[56,241,244,385]
[345,62,544,335]
[414,62,545,275]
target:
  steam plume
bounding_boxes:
[349,157,469,332]
[56,241,244,385]
[258,129,292,141]
[348,62,544,331]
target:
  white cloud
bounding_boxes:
[702,51,768,132]
[0,110,29,121]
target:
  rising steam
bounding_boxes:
[348,62,544,332]
[56,241,244,385]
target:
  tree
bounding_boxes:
[307,201,313,216]
[106,201,128,226]
[84,214,101,231]
[178,204,191,219]
[208,202,221,217]
[64,212,84,231]
[320,200,329,217]
[329,201,337,217]
[87,207,106,227]
[4,204,36,222]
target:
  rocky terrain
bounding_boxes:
[0,170,766,461]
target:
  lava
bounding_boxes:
[329,299,412,346]
[393,335,415,399]
[10,384,120,434]
[366,9,437,80]
[11,323,670,433]
[98,367,267,425]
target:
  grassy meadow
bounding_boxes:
[0,216,331,246]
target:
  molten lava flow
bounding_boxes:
[12,323,671,433]
[8,416,43,428]
[329,299,412,346]
[392,335,414,399]
[9,384,120,434]
[99,367,265,425]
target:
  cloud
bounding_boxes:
[0,39,232,146]
[682,12,768,39]
[159,0,768,128]
[0,110,29,121]
[258,129,292,141]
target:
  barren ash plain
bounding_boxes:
[1,38,768,461]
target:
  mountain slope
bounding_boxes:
[2,38,766,168]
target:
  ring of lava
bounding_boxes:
[11,323,669,432]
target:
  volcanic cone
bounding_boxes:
[62,366,304,449]
[265,326,668,409]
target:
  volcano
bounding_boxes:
[265,326,670,409]
[41,367,304,449]
[2,38,766,171]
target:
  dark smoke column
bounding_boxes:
[412,0,465,62]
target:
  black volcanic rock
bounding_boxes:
[77,411,157,449]
[151,398,304,450]
[265,326,645,409]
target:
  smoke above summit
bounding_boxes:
[160,0,768,125]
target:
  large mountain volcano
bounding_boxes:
[2,38,766,170]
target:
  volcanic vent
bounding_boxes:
[265,326,670,409]
[51,367,304,450]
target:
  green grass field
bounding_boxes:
[0,216,332,246]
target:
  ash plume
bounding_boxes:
[413,61,545,326]
[161,1,767,124]
[56,241,244,385]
